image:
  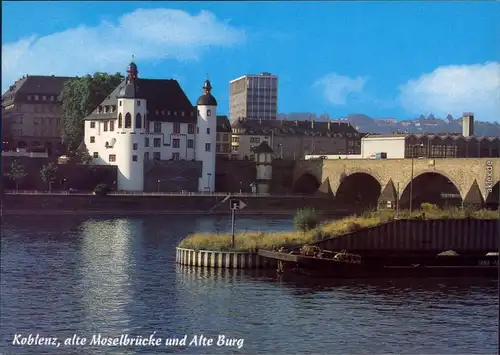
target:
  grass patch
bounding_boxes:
[177,205,499,252]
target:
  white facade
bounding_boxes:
[360,136,406,159]
[84,101,198,191]
[255,151,272,193]
[195,104,217,192]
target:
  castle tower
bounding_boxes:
[195,79,218,192]
[253,141,274,193]
[115,61,147,191]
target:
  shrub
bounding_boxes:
[94,183,110,196]
[293,207,318,233]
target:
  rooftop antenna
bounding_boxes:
[132,54,135,61]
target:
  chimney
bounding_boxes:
[311,120,314,130]
[462,112,474,137]
[328,120,331,130]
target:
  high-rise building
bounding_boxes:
[229,73,278,121]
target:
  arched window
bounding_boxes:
[136,113,142,129]
[125,113,132,128]
[118,113,123,128]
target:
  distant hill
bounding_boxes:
[278,113,500,137]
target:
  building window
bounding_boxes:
[154,138,161,147]
[153,152,161,160]
[93,152,98,158]
[197,126,199,134]
[90,136,95,143]
[144,152,150,160]
[188,124,195,134]
[125,113,132,128]
[205,143,211,152]
[137,100,141,106]
[207,109,211,116]
[223,134,229,142]
[110,120,115,131]
[206,127,210,134]
[216,143,221,153]
[118,113,122,128]
[172,152,180,160]
[104,121,108,132]
[136,113,142,129]
[232,136,239,143]
[187,139,194,149]
[90,121,96,128]
[132,155,138,162]
[174,111,177,116]
[181,111,185,117]
[216,133,220,141]
[109,154,116,162]
[173,122,181,134]
[145,137,149,147]
[250,137,260,144]
[172,138,180,148]
[133,143,138,150]
[154,122,162,133]
[119,100,122,106]
[34,95,39,101]
[197,109,200,116]
[27,95,32,101]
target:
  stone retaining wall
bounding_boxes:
[175,247,276,269]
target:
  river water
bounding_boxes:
[1,215,498,354]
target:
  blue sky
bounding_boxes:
[2,2,499,121]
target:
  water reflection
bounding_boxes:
[78,219,136,334]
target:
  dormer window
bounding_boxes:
[174,111,177,116]
[34,95,39,101]
[181,111,185,117]
[156,110,159,115]
[42,96,46,101]
[98,106,103,113]
[104,106,109,113]
[167,111,171,115]
[161,110,165,115]
[207,109,212,116]
[27,95,32,101]
[50,96,54,101]
[191,112,194,117]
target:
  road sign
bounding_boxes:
[230,199,247,210]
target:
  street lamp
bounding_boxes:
[157,179,161,192]
[63,178,67,191]
[277,143,283,159]
[207,173,212,193]
[409,143,424,212]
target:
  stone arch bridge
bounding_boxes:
[292,158,500,209]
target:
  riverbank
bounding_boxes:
[178,207,499,252]
[1,193,338,215]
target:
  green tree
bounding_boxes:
[60,72,124,152]
[293,207,318,233]
[4,160,28,191]
[40,163,58,192]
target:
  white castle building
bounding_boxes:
[83,62,217,192]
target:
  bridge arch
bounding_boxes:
[485,182,500,210]
[293,172,320,194]
[335,172,381,211]
[399,172,462,210]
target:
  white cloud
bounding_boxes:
[313,73,367,105]
[1,8,245,91]
[399,62,500,122]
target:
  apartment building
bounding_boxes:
[1,75,74,156]
[229,73,278,121]
[216,115,232,159]
[230,117,362,160]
